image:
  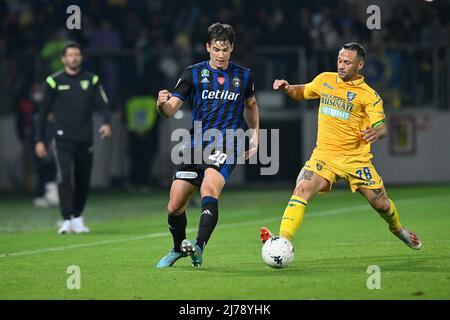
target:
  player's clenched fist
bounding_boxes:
[157,90,172,107]
[273,79,290,91]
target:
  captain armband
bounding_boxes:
[372,120,385,128]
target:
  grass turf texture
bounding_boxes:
[0,185,449,300]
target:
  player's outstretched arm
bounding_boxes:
[273,79,306,101]
[244,96,260,160]
[156,90,184,118]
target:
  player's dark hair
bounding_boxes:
[342,42,366,60]
[207,23,235,46]
[62,41,82,56]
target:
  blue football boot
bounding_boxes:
[180,239,203,267]
[156,249,187,269]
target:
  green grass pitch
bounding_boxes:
[0,185,449,300]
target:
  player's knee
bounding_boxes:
[293,181,313,200]
[200,184,220,198]
[372,198,390,213]
[167,201,185,215]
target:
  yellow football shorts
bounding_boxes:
[302,149,384,193]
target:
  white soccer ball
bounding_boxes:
[262,236,295,268]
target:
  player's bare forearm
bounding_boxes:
[273,79,305,101]
[244,96,259,133]
[284,85,306,101]
[157,101,175,118]
[244,96,259,159]
[375,123,387,140]
[157,90,183,118]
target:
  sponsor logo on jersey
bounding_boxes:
[320,93,353,112]
[175,171,198,179]
[217,76,225,85]
[347,91,357,101]
[57,85,70,91]
[201,89,240,101]
[80,80,90,90]
[323,82,334,90]
[201,77,209,84]
[233,77,241,87]
[320,106,350,120]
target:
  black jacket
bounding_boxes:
[37,69,111,142]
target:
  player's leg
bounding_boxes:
[197,168,225,247]
[167,179,197,248]
[358,186,422,250]
[72,141,93,233]
[180,168,226,266]
[157,179,196,268]
[54,140,75,234]
[278,168,330,241]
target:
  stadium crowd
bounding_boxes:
[1,0,449,112]
[0,0,448,194]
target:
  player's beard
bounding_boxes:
[338,70,356,82]
[66,60,81,73]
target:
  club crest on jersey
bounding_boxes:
[233,77,241,87]
[80,80,90,90]
[347,91,357,101]
[217,76,225,85]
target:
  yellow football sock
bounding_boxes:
[378,199,402,232]
[279,195,307,241]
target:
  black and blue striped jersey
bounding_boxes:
[172,61,254,150]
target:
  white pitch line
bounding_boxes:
[0,195,447,259]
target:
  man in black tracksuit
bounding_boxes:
[36,42,112,234]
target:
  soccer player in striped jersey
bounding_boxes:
[156,23,260,268]
[260,43,422,252]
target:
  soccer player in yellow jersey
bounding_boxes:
[260,43,422,250]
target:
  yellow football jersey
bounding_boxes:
[303,72,385,159]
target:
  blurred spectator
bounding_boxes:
[88,20,122,109]
[0,0,448,116]
[29,84,59,208]
[421,13,448,47]
[14,83,34,192]
[40,29,69,72]
[124,92,160,191]
[386,4,418,44]
[0,39,10,114]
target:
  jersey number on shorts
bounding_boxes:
[208,151,227,167]
[356,167,372,180]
